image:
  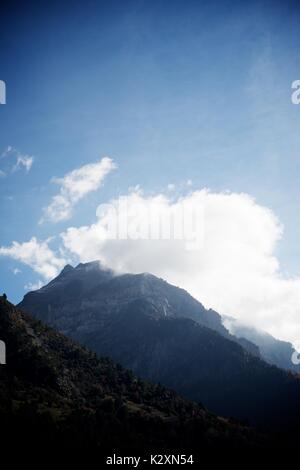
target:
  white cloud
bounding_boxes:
[24,280,44,291]
[60,188,300,347]
[12,155,34,173]
[0,146,13,158]
[0,146,34,175]
[40,157,116,223]
[0,237,66,280]
[12,268,21,275]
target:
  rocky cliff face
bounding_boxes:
[20,261,232,337]
[20,262,260,357]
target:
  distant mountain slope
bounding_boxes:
[18,262,300,429]
[223,315,300,373]
[0,296,262,455]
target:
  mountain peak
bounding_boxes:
[74,260,115,275]
[60,264,74,275]
[75,261,102,270]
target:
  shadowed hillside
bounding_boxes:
[19,262,300,429]
[0,296,264,458]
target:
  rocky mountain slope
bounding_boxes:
[19,262,300,429]
[19,261,256,350]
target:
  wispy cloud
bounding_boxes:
[12,267,21,275]
[0,145,13,158]
[24,280,44,291]
[40,157,117,224]
[12,155,34,173]
[0,146,34,176]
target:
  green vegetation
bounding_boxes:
[0,297,262,455]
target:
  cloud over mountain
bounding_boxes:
[60,188,300,347]
[2,159,300,347]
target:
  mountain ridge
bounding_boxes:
[18,262,300,429]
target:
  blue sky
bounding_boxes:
[1,0,300,311]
